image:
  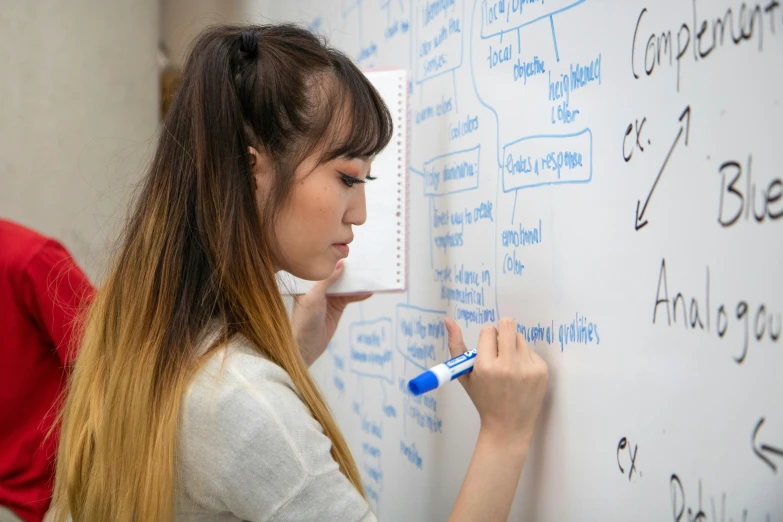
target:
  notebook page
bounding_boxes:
[278,69,408,295]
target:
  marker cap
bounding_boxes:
[408,371,438,396]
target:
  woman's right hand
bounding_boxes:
[444,317,549,447]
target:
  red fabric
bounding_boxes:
[0,219,94,522]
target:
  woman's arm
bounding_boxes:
[443,318,549,522]
[448,429,530,522]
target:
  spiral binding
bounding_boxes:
[396,74,407,287]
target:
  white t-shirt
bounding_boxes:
[176,332,376,522]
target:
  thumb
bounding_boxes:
[445,317,468,358]
[311,260,344,297]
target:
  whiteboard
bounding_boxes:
[254,1,783,519]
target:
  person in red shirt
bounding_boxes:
[0,219,94,522]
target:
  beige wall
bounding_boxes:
[0,1,159,281]
[160,0,245,66]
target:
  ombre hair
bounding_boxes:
[50,24,392,521]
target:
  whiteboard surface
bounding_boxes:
[256,1,783,519]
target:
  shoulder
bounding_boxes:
[0,220,91,311]
[178,334,344,518]
[0,219,53,272]
[0,219,83,280]
[186,334,321,449]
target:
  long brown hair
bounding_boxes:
[50,24,392,521]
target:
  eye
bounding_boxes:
[339,171,375,188]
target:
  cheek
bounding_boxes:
[302,187,336,229]
[283,183,343,249]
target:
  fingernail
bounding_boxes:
[336,260,344,269]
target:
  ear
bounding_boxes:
[248,146,259,168]
[248,146,270,194]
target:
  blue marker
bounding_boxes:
[407,349,477,395]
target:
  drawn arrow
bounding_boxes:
[634,105,691,231]
[752,417,783,473]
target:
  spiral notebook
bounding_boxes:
[278,69,409,295]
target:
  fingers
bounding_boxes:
[321,260,345,286]
[339,292,373,304]
[497,317,517,360]
[516,332,532,361]
[310,261,345,298]
[445,318,473,388]
[445,318,467,358]
[326,291,373,315]
[477,325,498,365]
[529,344,546,367]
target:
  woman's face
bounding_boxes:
[254,150,373,281]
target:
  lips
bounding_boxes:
[332,235,353,256]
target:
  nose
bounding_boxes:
[344,184,367,226]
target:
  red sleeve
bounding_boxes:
[20,239,95,365]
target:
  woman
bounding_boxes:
[50,24,549,522]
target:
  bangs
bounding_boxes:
[315,54,394,163]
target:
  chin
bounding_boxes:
[285,257,336,281]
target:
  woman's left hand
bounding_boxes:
[292,261,372,366]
